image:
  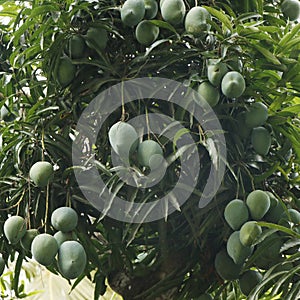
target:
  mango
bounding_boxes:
[58,241,87,279]
[4,216,26,244]
[224,199,249,230]
[31,233,59,266]
[51,207,78,232]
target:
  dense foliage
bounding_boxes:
[0,0,300,299]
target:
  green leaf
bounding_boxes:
[149,20,178,35]
[172,127,190,152]
[280,104,300,115]
[203,6,233,32]
[277,23,300,51]
[13,251,24,298]
[250,42,281,65]
[29,4,59,18]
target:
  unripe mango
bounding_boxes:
[58,241,87,279]
[224,199,249,230]
[207,62,228,87]
[251,127,271,156]
[144,0,158,19]
[108,121,139,163]
[245,102,268,128]
[29,161,53,187]
[21,229,39,251]
[160,0,186,25]
[4,216,26,244]
[51,207,78,233]
[137,140,163,168]
[31,234,59,266]
[214,249,242,280]
[239,221,262,247]
[239,270,262,296]
[185,6,211,37]
[246,190,270,220]
[135,20,159,46]
[121,0,145,27]
[227,231,253,264]
[221,71,245,98]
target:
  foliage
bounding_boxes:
[0,0,299,299]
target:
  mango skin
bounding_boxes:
[20,229,39,251]
[135,20,159,46]
[185,6,211,37]
[54,231,77,247]
[197,81,220,107]
[66,35,86,59]
[29,161,54,187]
[214,249,242,280]
[246,190,270,220]
[137,140,163,168]
[121,0,145,27]
[207,62,228,87]
[239,270,262,296]
[227,231,253,265]
[245,102,268,128]
[251,127,271,156]
[86,27,108,51]
[144,0,158,19]
[108,121,139,163]
[160,0,186,25]
[58,241,87,279]
[4,216,27,245]
[221,71,245,98]
[239,221,262,247]
[31,233,59,266]
[51,207,78,233]
[224,199,249,230]
[198,294,213,300]
[281,0,300,21]
[56,56,76,88]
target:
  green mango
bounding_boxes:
[221,71,245,98]
[239,221,262,247]
[121,0,145,27]
[160,0,186,25]
[185,6,211,37]
[227,231,253,264]
[135,20,159,46]
[214,249,243,280]
[137,140,163,168]
[246,190,270,220]
[239,270,262,296]
[31,234,59,266]
[51,207,78,233]
[4,216,26,245]
[58,241,87,279]
[251,127,272,156]
[21,229,39,251]
[224,199,249,230]
[29,161,53,187]
[245,102,268,128]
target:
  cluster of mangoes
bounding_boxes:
[2,162,86,280]
[54,25,108,88]
[119,0,212,46]
[3,207,86,280]
[120,0,300,47]
[108,121,164,170]
[237,102,271,156]
[214,190,300,296]
[196,60,246,108]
